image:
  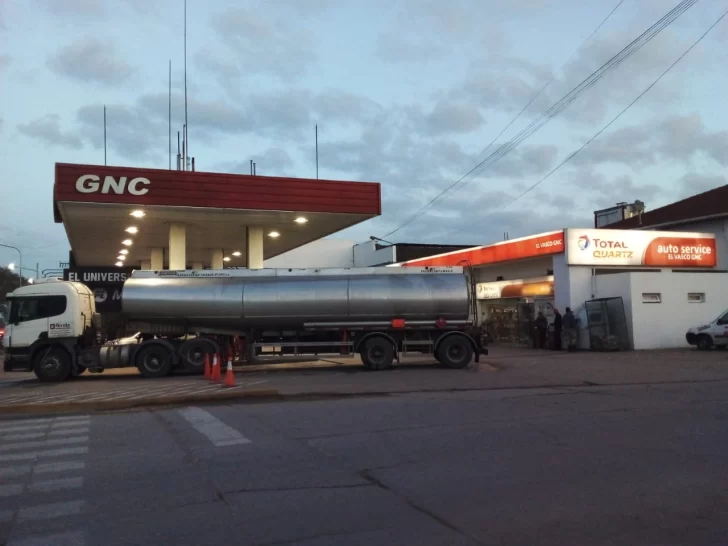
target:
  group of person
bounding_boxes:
[533,307,577,351]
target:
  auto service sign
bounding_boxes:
[566,229,717,268]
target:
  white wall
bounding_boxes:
[352,241,396,267]
[473,256,553,283]
[626,271,728,349]
[648,218,728,270]
[263,239,355,268]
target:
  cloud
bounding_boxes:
[215,148,295,177]
[17,115,83,149]
[571,113,728,169]
[677,173,727,199]
[210,6,317,81]
[424,101,485,135]
[47,38,135,86]
[33,0,106,17]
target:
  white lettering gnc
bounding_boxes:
[75,175,150,196]
[76,174,101,193]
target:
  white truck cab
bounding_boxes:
[685,309,728,350]
[3,279,97,380]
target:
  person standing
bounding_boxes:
[563,307,577,351]
[552,308,562,350]
[535,311,548,349]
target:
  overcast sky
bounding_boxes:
[1,0,728,273]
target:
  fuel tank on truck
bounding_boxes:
[120,267,470,331]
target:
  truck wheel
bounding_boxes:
[697,335,713,351]
[70,365,87,378]
[136,344,174,378]
[179,339,215,373]
[33,348,72,382]
[361,337,394,371]
[437,335,474,369]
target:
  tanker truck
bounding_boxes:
[3,266,486,382]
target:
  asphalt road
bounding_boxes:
[1,379,727,545]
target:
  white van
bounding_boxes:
[685,309,728,350]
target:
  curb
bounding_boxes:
[0,388,280,416]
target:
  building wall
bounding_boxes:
[352,241,396,267]
[472,256,554,284]
[263,239,355,268]
[646,218,728,270]
[625,271,728,349]
[594,272,635,349]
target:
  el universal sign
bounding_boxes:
[566,229,717,268]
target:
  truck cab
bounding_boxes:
[3,279,97,380]
[685,309,728,350]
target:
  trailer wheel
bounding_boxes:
[33,347,72,383]
[136,344,174,378]
[696,335,713,351]
[361,337,394,371]
[179,339,216,373]
[436,335,474,369]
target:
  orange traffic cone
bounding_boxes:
[224,359,235,387]
[211,354,221,382]
[203,354,211,379]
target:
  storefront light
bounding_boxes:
[115,261,124,267]
[119,249,129,255]
[130,210,146,218]
[122,239,133,246]
[223,256,231,262]
[126,226,138,234]
[294,217,308,224]
[268,231,280,238]
[232,251,241,257]
[117,255,126,261]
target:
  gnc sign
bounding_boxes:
[567,229,716,268]
[75,174,150,196]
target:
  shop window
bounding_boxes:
[687,293,705,303]
[641,293,661,304]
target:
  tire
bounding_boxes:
[33,347,72,382]
[436,335,474,369]
[361,337,394,371]
[696,335,713,351]
[179,338,215,373]
[135,343,174,378]
[70,365,87,378]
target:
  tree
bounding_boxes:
[0,267,29,303]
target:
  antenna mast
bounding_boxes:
[168,59,172,170]
[183,0,189,171]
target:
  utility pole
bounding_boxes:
[315,124,319,179]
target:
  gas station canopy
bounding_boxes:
[54,163,381,269]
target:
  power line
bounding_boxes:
[384,0,697,238]
[495,6,728,213]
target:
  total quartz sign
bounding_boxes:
[566,229,717,268]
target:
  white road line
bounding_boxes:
[17,500,85,522]
[0,436,89,453]
[0,464,32,478]
[0,446,89,463]
[1,432,46,441]
[28,476,83,493]
[0,424,50,434]
[7,529,87,546]
[178,406,252,447]
[50,419,90,430]
[54,415,90,422]
[0,418,53,429]
[0,483,24,497]
[48,427,88,437]
[34,460,85,474]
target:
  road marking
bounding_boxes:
[0,483,24,497]
[28,476,83,493]
[0,424,49,434]
[54,415,90,422]
[0,436,89,452]
[7,529,87,546]
[34,460,85,474]
[0,464,32,478]
[0,418,52,430]
[1,432,46,441]
[48,427,88,437]
[50,420,90,430]
[0,446,89,463]
[17,500,85,522]
[178,406,252,447]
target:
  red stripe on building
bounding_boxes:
[53,163,381,222]
[402,231,565,267]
